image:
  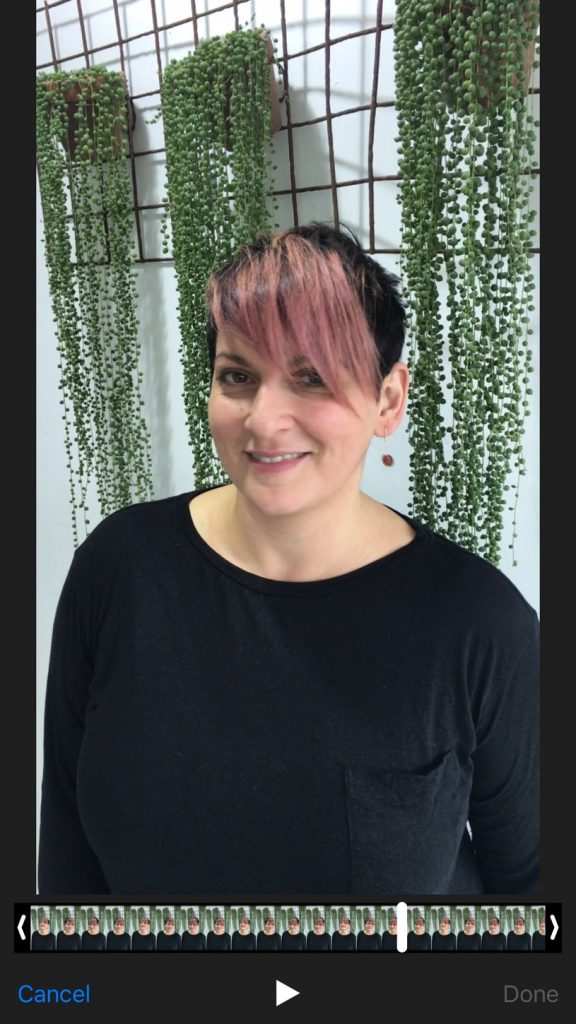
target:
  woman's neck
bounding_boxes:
[191,484,414,582]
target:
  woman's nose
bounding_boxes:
[243,381,294,432]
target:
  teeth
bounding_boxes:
[249,452,305,464]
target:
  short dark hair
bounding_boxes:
[206,222,406,398]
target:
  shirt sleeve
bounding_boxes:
[468,608,540,893]
[38,558,109,893]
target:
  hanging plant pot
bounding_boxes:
[221,29,281,151]
[439,0,539,110]
[36,65,153,545]
[394,0,539,565]
[161,25,277,487]
[42,69,136,161]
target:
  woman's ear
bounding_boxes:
[373,361,410,437]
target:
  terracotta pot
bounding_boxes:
[223,30,281,152]
[439,0,539,110]
[43,72,135,162]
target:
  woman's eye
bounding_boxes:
[295,370,327,389]
[216,370,253,386]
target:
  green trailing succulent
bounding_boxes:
[36,65,153,545]
[161,27,276,487]
[394,0,539,564]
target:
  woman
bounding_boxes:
[56,916,80,952]
[232,915,257,951]
[281,915,306,952]
[257,916,281,952]
[207,916,231,951]
[407,916,431,952]
[331,915,356,952]
[106,915,131,951]
[181,915,206,951]
[381,914,397,952]
[80,914,105,951]
[131,916,156,952]
[38,222,539,897]
[31,915,56,952]
[506,915,531,952]
[457,915,481,952]
[356,914,381,951]
[306,915,331,952]
[156,915,181,951]
[431,915,456,952]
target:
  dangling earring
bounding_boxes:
[381,430,394,467]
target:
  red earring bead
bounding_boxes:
[381,453,394,467]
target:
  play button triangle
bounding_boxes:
[276,980,300,1006]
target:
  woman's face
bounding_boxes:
[339,917,351,935]
[414,918,425,934]
[264,918,275,935]
[214,918,225,934]
[164,918,175,934]
[439,918,451,935]
[313,917,325,934]
[364,917,375,935]
[209,333,392,520]
[139,919,150,935]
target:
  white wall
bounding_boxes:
[37,0,539,837]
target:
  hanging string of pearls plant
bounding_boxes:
[36,66,153,545]
[394,0,539,565]
[161,26,278,487]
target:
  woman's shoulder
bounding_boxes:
[405,515,538,627]
[70,492,192,566]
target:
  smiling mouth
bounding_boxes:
[246,452,309,464]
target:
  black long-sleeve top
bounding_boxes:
[357,931,382,951]
[232,931,257,951]
[56,931,80,951]
[257,932,281,951]
[481,931,506,951]
[306,932,331,951]
[457,931,482,951]
[407,931,431,951]
[31,932,56,951]
[431,931,456,951]
[131,932,156,951]
[331,932,357,951]
[38,491,539,897]
[507,931,531,951]
[157,931,181,951]
[80,931,105,951]
[106,931,131,951]
[182,931,207,951]
[206,931,231,951]
[281,931,307,951]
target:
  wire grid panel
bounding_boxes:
[36,0,403,261]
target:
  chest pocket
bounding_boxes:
[344,749,475,893]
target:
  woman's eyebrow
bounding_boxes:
[215,352,314,369]
[214,352,252,366]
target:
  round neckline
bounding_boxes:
[176,489,431,595]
